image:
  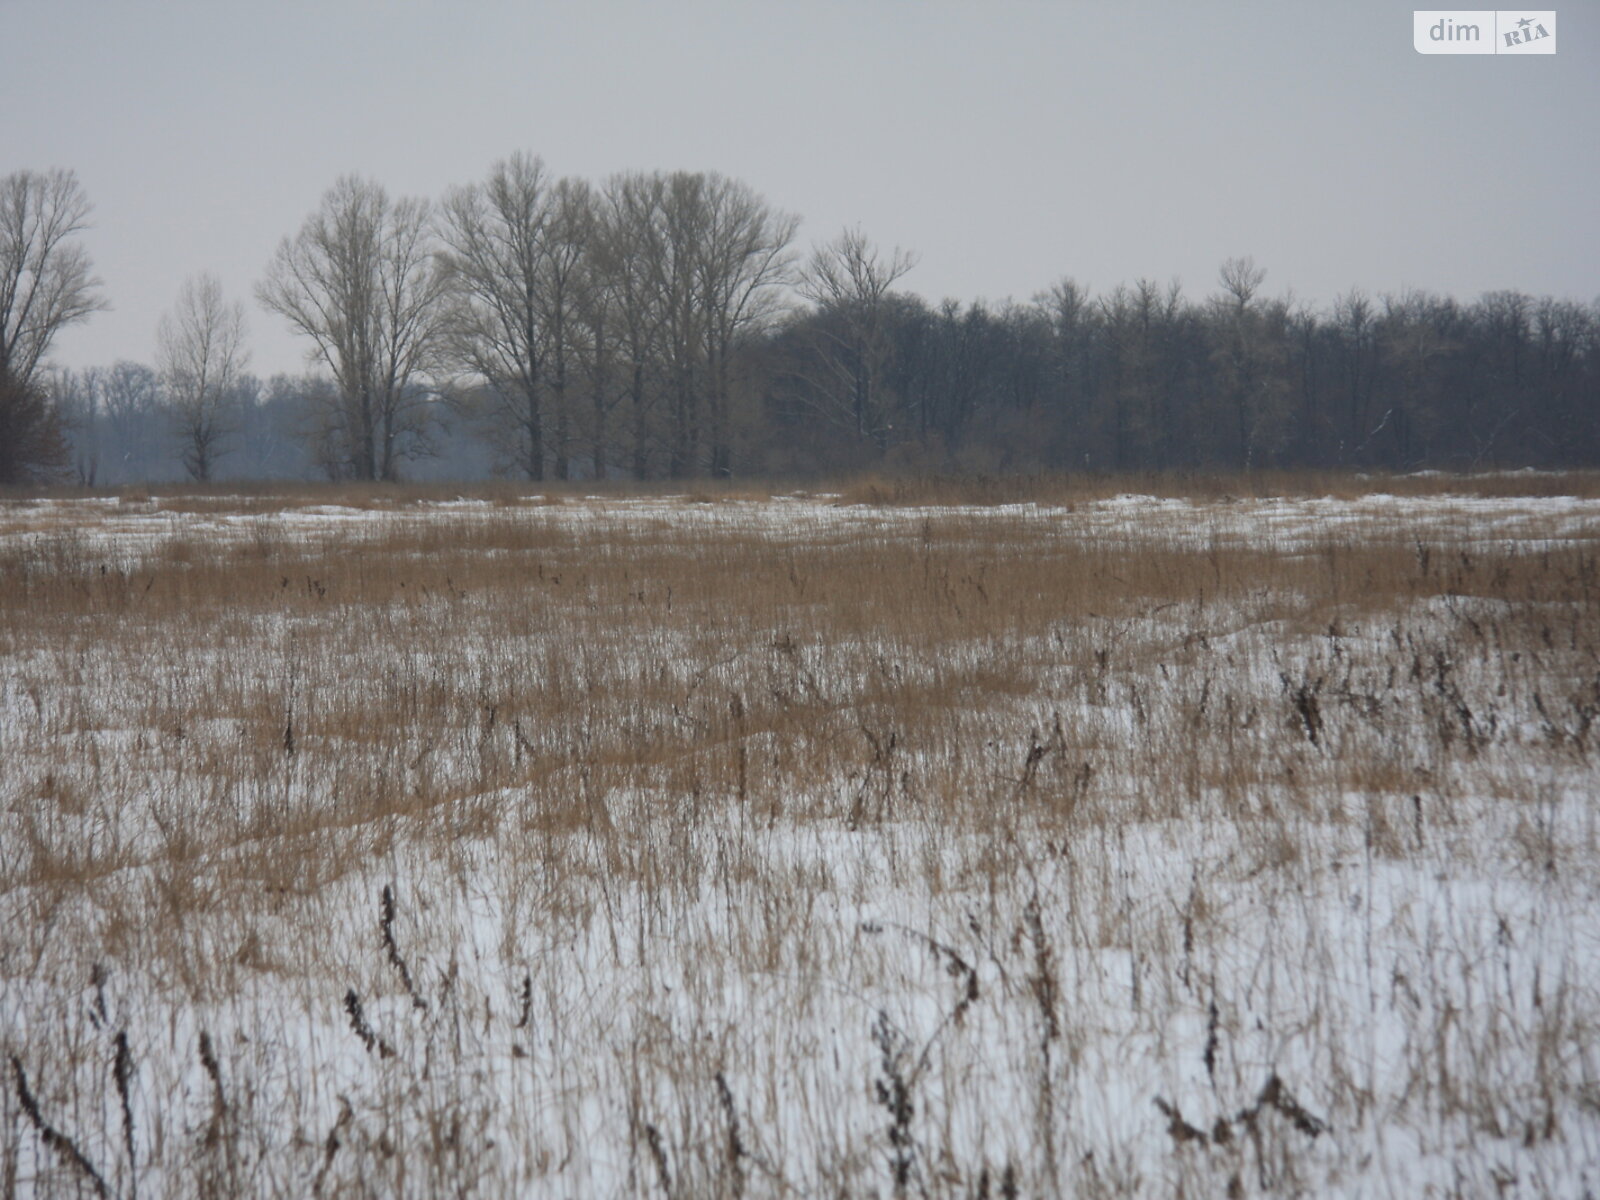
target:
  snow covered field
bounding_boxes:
[2,489,1598,1197]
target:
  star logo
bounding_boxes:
[1517,16,1533,28]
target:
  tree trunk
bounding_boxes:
[630,362,648,480]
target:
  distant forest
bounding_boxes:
[15,165,1600,485]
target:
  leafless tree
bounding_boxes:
[573,213,622,481]
[1327,289,1380,462]
[1100,278,1187,469]
[446,164,700,481]
[1217,255,1266,312]
[691,174,798,476]
[644,172,709,478]
[539,178,595,479]
[1210,256,1288,467]
[438,153,553,479]
[158,273,248,481]
[439,161,600,480]
[257,176,449,481]
[0,169,108,483]
[1034,278,1099,454]
[599,174,669,478]
[570,171,796,479]
[796,226,916,451]
[1374,288,1457,466]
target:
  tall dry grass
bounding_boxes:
[1,486,1598,1196]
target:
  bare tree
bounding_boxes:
[1034,278,1100,461]
[573,214,622,481]
[540,178,594,480]
[647,172,709,478]
[1217,255,1266,313]
[1331,289,1377,462]
[599,174,669,478]
[438,153,553,479]
[1210,256,1288,468]
[158,273,248,481]
[257,176,449,481]
[692,174,798,476]
[0,169,108,483]
[1374,289,1457,467]
[586,171,795,479]
[1100,279,1187,469]
[796,226,916,452]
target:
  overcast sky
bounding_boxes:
[4,0,1596,379]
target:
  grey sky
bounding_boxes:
[4,0,1596,379]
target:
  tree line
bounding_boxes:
[3,164,1596,485]
[770,266,1600,475]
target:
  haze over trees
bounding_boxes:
[53,360,164,486]
[427,155,1600,479]
[10,156,1599,485]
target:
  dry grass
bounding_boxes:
[6,466,1600,516]
[828,468,1600,506]
[2,484,1598,1196]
